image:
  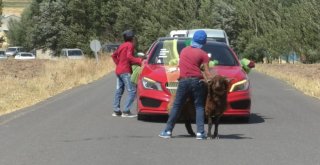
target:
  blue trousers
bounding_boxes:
[164,78,206,134]
[113,73,136,113]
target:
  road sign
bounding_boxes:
[90,40,101,63]
[90,40,101,52]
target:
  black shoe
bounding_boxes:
[112,111,122,117]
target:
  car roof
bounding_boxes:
[156,37,228,46]
[188,28,224,32]
[8,46,23,48]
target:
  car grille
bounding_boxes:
[166,82,178,94]
[140,97,161,108]
[230,99,251,109]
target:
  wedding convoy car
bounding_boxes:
[169,29,229,45]
[135,37,254,122]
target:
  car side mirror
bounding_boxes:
[137,52,145,57]
[137,52,147,59]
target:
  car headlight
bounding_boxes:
[229,79,249,92]
[142,77,163,91]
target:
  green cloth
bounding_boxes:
[131,65,142,84]
[200,60,219,71]
[209,60,219,67]
[184,39,192,47]
[240,58,252,74]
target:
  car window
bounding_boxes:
[21,53,33,57]
[149,39,238,66]
[149,40,182,66]
[7,48,17,51]
[68,50,83,56]
[202,44,238,66]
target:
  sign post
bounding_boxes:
[90,39,101,64]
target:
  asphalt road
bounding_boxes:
[1,71,320,165]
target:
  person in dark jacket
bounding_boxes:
[111,30,143,117]
[159,30,213,139]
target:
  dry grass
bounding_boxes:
[3,0,31,16]
[1,56,319,116]
[0,55,115,115]
[3,7,25,16]
[255,63,320,99]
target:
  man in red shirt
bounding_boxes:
[111,30,143,117]
[159,30,213,139]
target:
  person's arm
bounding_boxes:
[111,48,119,65]
[127,44,143,66]
[201,51,216,81]
[202,62,215,81]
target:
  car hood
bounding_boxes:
[142,64,247,83]
[211,66,247,82]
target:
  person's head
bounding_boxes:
[191,30,207,48]
[122,30,135,42]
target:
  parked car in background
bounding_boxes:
[169,29,230,45]
[0,50,7,60]
[14,52,36,60]
[169,30,188,37]
[5,46,24,57]
[136,37,254,122]
[102,43,120,53]
[61,48,84,59]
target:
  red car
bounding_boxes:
[136,37,253,122]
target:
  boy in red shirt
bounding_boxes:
[111,30,143,117]
[159,30,213,139]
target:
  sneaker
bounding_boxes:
[121,112,137,118]
[112,111,122,117]
[159,131,172,139]
[196,132,207,140]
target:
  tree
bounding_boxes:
[6,0,320,62]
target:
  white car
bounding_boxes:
[14,52,36,60]
[61,48,84,59]
[5,46,24,57]
[187,29,230,45]
[169,30,188,37]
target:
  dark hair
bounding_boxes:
[122,30,135,41]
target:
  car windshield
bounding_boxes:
[188,30,225,38]
[68,50,83,56]
[148,39,238,66]
[7,48,17,51]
